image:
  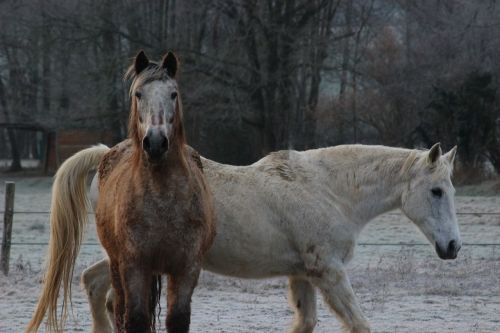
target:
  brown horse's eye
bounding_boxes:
[135,91,142,99]
[171,92,178,100]
[139,116,143,123]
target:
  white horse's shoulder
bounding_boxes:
[249,150,314,183]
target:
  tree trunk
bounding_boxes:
[339,0,352,103]
[0,76,22,171]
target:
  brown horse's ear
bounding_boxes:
[161,52,178,77]
[135,50,149,74]
[427,142,442,164]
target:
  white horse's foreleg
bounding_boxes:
[310,267,371,333]
[105,287,117,332]
[81,258,114,333]
[288,277,317,333]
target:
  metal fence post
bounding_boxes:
[1,181,15,275]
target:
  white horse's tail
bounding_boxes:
[26,145,109,333]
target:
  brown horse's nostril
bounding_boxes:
[142,136,151,151]
[143,131,168,161]
[161,136,168,152]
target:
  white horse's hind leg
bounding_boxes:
[288,277,317,333]
[81,259,114,333]
[310,267,371,333]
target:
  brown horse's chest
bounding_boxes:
[132,193,195,234]
[144,200,204,271]
[125,183,199,230]
[96,155,213,274]
[122,181,205,268]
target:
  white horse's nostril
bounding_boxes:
[448,240,456,252]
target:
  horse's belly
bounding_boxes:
[202,224,303,278]
[203,254,301,278]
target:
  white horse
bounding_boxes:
[78,142,460,333]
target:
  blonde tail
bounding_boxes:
[26,145,110,332]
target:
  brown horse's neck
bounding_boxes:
[130,135,189,178]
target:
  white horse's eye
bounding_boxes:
[135,91,142,99]
[171,92,178,100]
[431,188,443,198]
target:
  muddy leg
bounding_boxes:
[288,277,317,333]
[166,266,201,333]
[81,258,113,333]
[120,265,153,333]
[110,261,126,332]
[310,266,371,333]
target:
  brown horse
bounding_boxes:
[26,51,215,333]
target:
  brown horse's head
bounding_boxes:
[126,50,184,163]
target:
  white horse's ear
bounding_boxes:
[444,145,457,165]
[428,142,442,164]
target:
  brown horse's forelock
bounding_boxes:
[125,62,185,150]
[125,62,169,96]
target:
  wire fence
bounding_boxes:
[1,210,499,247]
[2,211,500,216]
[5,242,500,247]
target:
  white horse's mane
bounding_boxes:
[242,144,452,188]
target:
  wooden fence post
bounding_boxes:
[44,131,58,175]
[1,181,15,275]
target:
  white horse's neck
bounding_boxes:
[311,145,418,230]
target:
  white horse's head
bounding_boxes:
[401,143,461,260]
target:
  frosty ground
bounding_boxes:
[1,176,499,332]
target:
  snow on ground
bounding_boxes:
[0,176,499,332]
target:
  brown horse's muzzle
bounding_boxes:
[142,128,168,161]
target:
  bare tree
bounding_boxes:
[0,0,498,174]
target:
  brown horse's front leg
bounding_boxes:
[121,264,154,333]
[166,265,201,333]
[110,260,126,333]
